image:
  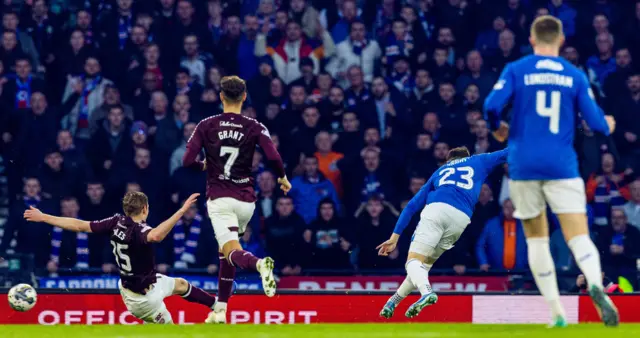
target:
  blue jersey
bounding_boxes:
[483,55,610,180]
[393,149,507,236]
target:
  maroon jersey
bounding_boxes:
[183,113,285,202]
[90,214,157,294]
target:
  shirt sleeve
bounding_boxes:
[257,123,286,178]
[484,64,515,131]
[576,72,610,136]
[393,177,434,235]
[479,148,509,169]
[182,120,205,170]
[89,215,117,235]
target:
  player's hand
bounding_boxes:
[492,121,510,142]
[605,115,616,134]
[278,176,292,194]
[180,193,200,213]
[376,235,399,256]
[23,206,45,222]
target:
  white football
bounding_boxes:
[8,284,37,312]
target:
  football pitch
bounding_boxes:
[1,323,639,338]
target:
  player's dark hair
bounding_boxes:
[122,191,149,217]
[220,75,246,104]
[531,15,563,44]
[447,146,471,162]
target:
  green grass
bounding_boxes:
[1,324,639,338]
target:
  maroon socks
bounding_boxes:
[182,283,216,308]
[217,254,236,303]
[228,249,259,272]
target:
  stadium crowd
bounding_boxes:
[0,0,639,288]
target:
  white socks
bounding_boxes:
[527,237,565,319]
[567,234,603,289]
[214,301,227,312]
[406,259,432,296]
[389,276,415,305]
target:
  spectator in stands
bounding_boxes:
[255,19,335,84]
[289,155,340,224]
[613,73,640,168]
[39,149,75,202]
[304,198,352,270]
[237,14,261,81]
[155,94,191,158]
[329,0,358,45]
[56,130,89,177]
[48,197,94,272]
[476,199,528,272]
[436,82,466,140]
[548,0,576,38]
[475,15,506,58]
[61,56,113,143]
[264,195,305,275]
[11,92,56,171]
[360,76,410,140]
[314,131,343,197]
[290,57,316,95]
[456,50,496,101]
[54,29,92,97]
[341,146,397,213]
[586,33,616,94]
[289,104,322,162]
[586,152,633,227]
[333,111,362,157]
[87,104,133,181]
[180,34,214,87]
[2,57,45,111]
[488,29,520,74]
[603,47,633,104]
[318,86,345,131]
[344,65,371,108]
[173,67,202,111]
[0,177,57,269]
[157,202,217,272]
[406,133,436,178]
[408,68,437,121]
[2,12,40,70]
[170,122,196,175]
[256,171,278,220]
[89,85,134,135]
[624,180,640,230]
[355,195,399,270]
[289,0,320,38]
[595,208,640,287]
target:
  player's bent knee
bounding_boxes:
[221,240,243,258]
[557,213,590,240]
[173,278,189,295]
[406,251,428,264]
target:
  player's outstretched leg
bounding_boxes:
[206,253,236,324]
[527,236,567,328]
[405,257,438,318]
[173,278,217,309]
[227,248,276,297]
[561,214,619,327]
[380,276,415,319]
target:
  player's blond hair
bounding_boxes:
[122,191,148,217]
[531,15,563,45]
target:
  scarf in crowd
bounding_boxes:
[173,214,202,268]
[593,176,627,226]
[502,219,517,270]
[417,9,435,41]
[385,32,414,61]
[389,71,413,96]
[351,38,368,56]
[78,75,101,130]
[15,75,32,109]
[50,228,90,268]
[118,15,132,50]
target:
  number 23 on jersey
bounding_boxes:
[438,166,474,190]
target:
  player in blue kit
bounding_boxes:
[483,16,618,327]
[377,147,507,319]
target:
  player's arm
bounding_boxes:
[576,73,613,135]
[147,193,199,243]
[257,124,291,193]
[182,121,206,171]
[23,206,92,232]
[479,148,509,168]
[484,64,515,142]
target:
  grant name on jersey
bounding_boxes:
[218,130,245,141]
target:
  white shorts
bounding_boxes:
[207,197,256,247]
[119,274,175,324]
[509,178,586,220]
[410,202,471,256]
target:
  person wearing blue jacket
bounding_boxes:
[289,156,340,224]
[475,199,528,271]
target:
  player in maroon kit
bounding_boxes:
[23,192,217,324]
[183,75,291,323]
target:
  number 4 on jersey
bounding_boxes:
[536,90,560,134]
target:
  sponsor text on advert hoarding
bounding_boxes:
[277,276,509,292]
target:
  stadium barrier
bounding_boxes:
[1,290,639,325]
